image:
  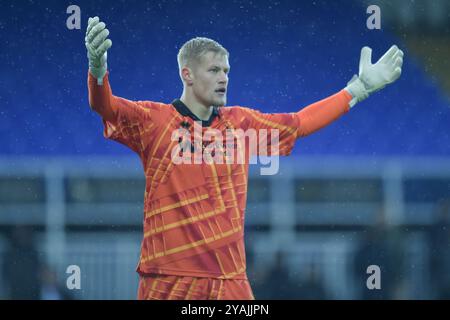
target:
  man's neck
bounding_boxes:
[180,95,213,121]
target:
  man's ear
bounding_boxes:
[181,67,194,86]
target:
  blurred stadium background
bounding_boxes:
[0,0,449,299]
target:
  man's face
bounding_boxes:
[190,51,230,107]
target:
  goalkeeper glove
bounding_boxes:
[345,45,404,108]
[85,16,112,85]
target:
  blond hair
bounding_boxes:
[177,37,229,73]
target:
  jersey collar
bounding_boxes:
[171,99,220,127]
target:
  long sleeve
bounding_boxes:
[232,89,352,156]
[295,89,351,137]
[88,71,117,122]
[87,70,154,155]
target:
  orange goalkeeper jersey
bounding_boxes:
[88,71,351,279]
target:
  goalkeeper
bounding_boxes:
[85,16,403,300]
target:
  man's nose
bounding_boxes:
[218,72,228,84]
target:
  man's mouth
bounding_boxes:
[215,88,226,95]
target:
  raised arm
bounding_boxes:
[85,16,117,122]
[345,45,404,107]
[294,45,404,137]
[239,45,404,156]
[85,16,111,85]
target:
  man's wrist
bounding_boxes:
[344,75,369,108]
[89,63,107,85]
[345,91,359,108]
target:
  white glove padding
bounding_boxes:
[345,45,404,107]
[85,16,112,85]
